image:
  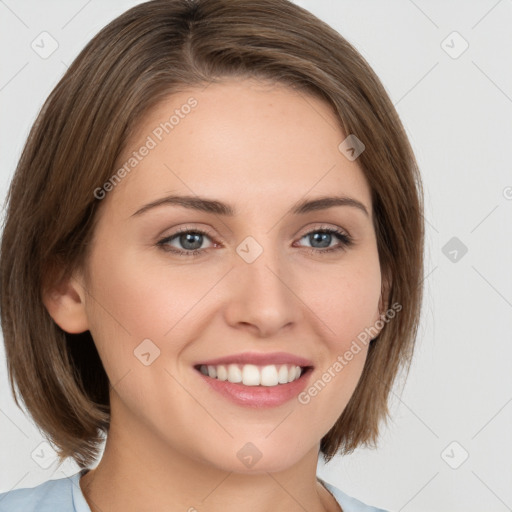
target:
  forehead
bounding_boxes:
[102,79,372,219]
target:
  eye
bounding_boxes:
[156,225,353,258]
[296,226,353,254]
[156,227,216,257]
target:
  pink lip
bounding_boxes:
[195,367,314,408]
[194,351,314,368]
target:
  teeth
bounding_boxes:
[261,365,279,386]
[198,363,304,386]
[216,365,228,381]
[227,364,242,383]
[242,364,260,386]
[278,364,289,384]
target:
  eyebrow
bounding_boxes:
[130,194,369,218]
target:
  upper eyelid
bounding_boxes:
[160,224,351,248]
[162,223,350,240]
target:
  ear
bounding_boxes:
[42,267,89,334]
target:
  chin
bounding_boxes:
[198,439,313,475]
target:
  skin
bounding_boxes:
[44,79,385,512]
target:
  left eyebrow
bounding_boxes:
[130,194,369,218]
[291,195,369,217]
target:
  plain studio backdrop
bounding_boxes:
[0,1,511,511]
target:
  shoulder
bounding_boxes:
[318,477,391,512]
[0,471,89,512]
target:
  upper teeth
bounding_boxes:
[198,364,303,386]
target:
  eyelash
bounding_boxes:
[156,225,353,258]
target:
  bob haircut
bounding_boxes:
[0,0,423,469]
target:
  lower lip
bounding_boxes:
[195,368,313,408]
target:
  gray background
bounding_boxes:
[1,1,511,511]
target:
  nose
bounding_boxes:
[223,247,303,338]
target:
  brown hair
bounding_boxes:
[0,0,423,469]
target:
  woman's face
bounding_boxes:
[77,79,383,473]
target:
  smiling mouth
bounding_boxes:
[194,363,313,387]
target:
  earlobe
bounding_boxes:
[42,269,89,334]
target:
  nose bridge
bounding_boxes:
[224,233,302,336]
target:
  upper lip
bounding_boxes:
[194,351,314,368]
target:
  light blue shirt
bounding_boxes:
[0,470,390,512]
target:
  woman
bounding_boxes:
[0,1,423,511]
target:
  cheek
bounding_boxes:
[326,271,381,341]
[302,253,382,348]
[82,242,224,379]
[86,244,202,332]
[296,261,380,425]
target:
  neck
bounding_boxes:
[80,403,340,512]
